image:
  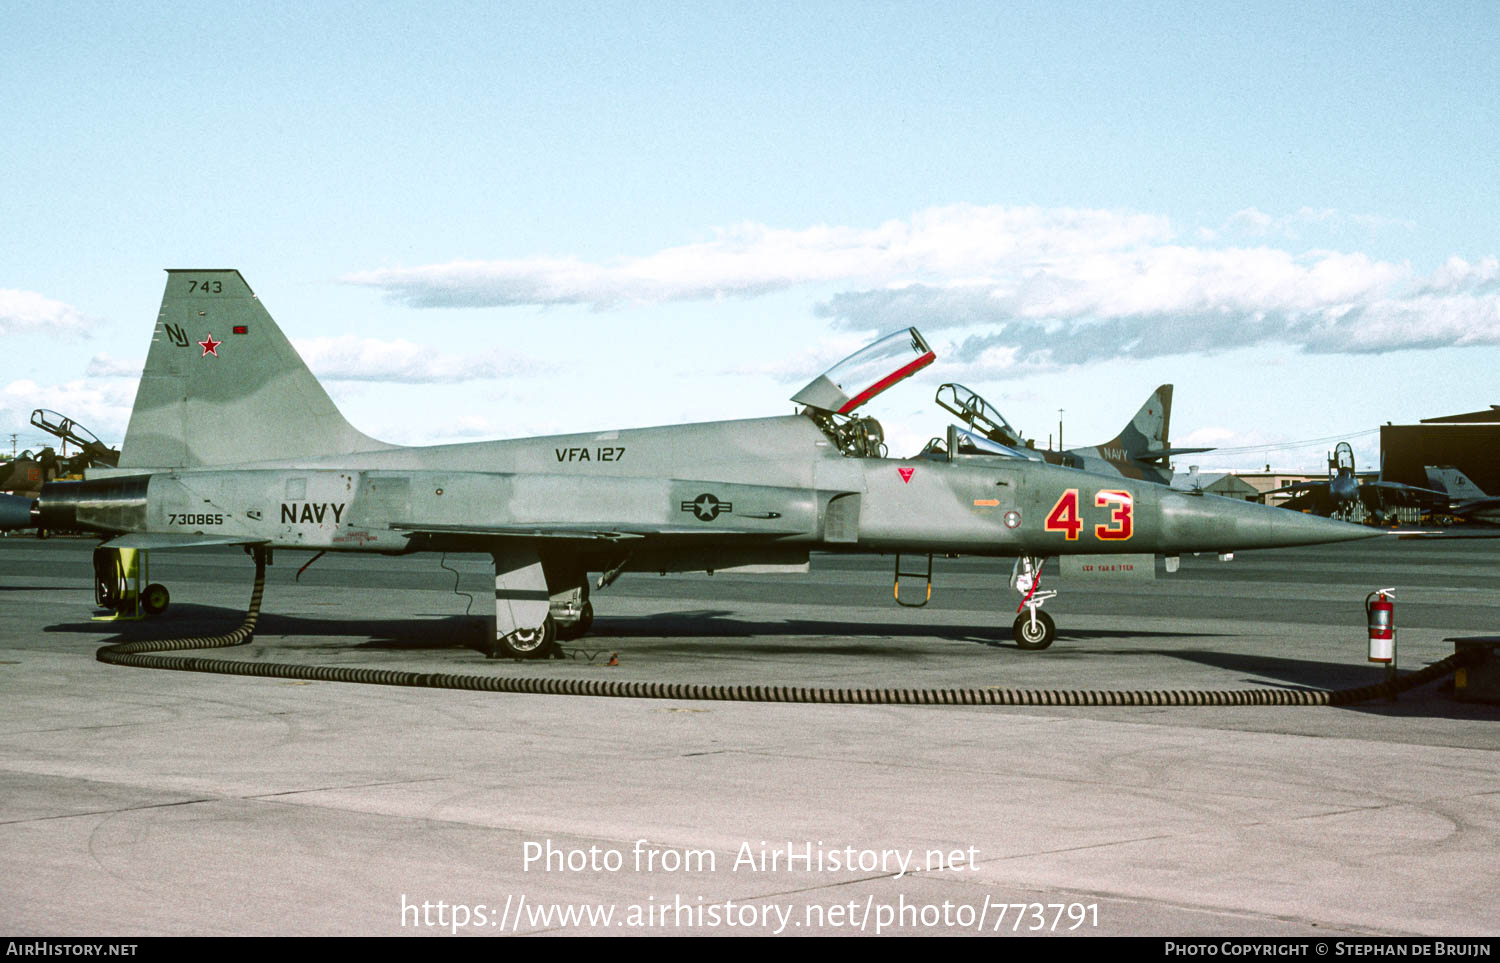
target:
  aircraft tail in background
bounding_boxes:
[1095,385,1173,463]
[1425,466,1488,498]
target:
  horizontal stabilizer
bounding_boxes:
[1137,446,1214,462]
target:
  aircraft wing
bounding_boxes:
[393,520,808,542]
[1261,480,1330,496]
[1367,480,1448,498]
[1395,528,1500,539]
[103,522,802,550]
[1365,480,1500,515]
[1365,480,1466,510]
[102,533,271,550]
[1450,496,1500,514]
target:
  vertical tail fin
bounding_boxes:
[1424,466,1487,498]
[1098,385,1173,459]
[119,270,391,468]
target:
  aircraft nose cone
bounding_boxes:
[1158,490,1380,553]
[0,493,37,530]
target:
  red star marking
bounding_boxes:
[898,467,915,483]
[199,334,221,357]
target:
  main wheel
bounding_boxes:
[142,583,171,615]
[496,616,557,659]
[1012,610,1056,650]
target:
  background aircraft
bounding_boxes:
[1371,466,1500,525]
[5,270,1379,654]
[30,409,120,471]
[1263,442,1367,520]
[0,411,119,498]
[1263,443,1500,527]
[0,449,58,498]
[933,382,1212,485]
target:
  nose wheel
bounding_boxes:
[1010,556,1058,651]
[1012,609,1056,650]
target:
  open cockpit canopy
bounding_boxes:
[794,328,935,459]
[791,328,934,415]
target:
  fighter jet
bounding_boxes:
[1264,442,1367,520]
[0,412,118,498]
[933,382,1212,485]
[6,270,1381,653]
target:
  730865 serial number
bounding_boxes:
[167,513,225,525]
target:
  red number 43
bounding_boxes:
[1044,489,1134,541]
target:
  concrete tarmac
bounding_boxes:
[1,535,1496,937]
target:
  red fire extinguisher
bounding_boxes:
[1366,588,1395,663]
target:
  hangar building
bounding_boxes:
[1379,406,1500,493]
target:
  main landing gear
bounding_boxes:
[1010,556,1058,651]
[487,550,599,659]
[492,582,597,658]
[495,616,558,659]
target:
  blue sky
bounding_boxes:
[3,1,1497,473]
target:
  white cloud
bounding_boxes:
[2,378,136,447]
[343,205,1174,309]
[294,337,546,383]
[1178,426,1246,447]
[0,290,93,337]
[1220,207,1416,241]
[1422,255,1500,295]
[1226,208,1276,236]
[818,247,1499,367]
[342,204,1500,367]
[85,354,143,378]
[725,331,880,381]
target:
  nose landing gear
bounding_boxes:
[1010,556,1058,650]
